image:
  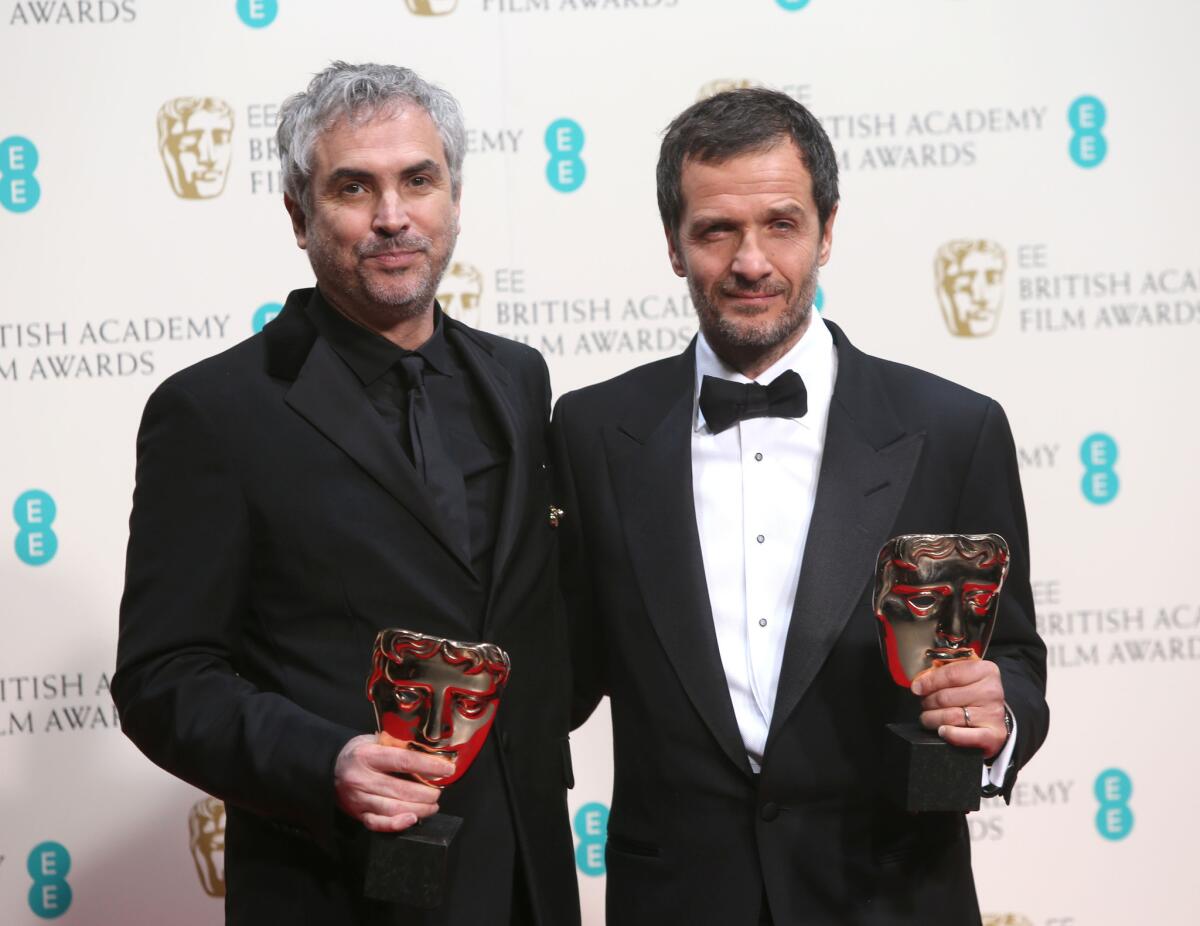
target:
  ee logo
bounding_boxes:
[776,0,812,9]
[1,136,41,213]
[814,285,826,314]
[13,490,58,566]
[545,119,586,193]
[1068,95,1107,168]
[252,302,283,333]
[573,802,608,876]
[27,842,72,919]
[1094,768,1133,841]
[1080,433,1118,505]
[236,0,278,28]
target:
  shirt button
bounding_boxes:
[758,618,768,628]
[754,452,763,462]
[756,534,765,544]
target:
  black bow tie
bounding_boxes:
[698,370,808,434]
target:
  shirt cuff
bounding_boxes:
[981,706,1017,791]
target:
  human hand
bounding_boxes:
[333,734,455,832]
[911,659,1008,760]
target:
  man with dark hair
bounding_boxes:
[115,62,578,926]
[552,89,1048,924]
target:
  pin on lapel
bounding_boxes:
[548,506,565,528]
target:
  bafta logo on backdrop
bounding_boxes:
[696,78,764,101]
[438,262,483,315]
[157,98,234,200]
[188,796,226,898]
[405,0,457,14]
[983,915,1034,926]
[934,239,1007,337]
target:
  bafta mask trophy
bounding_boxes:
[873,533,1010,812]
[363,629,510,908]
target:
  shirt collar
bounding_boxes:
[693,312,836,433]
[305,287,454,386]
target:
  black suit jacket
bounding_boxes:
[550,322,1048,926]
[114,288,579,926]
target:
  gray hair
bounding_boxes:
[276,61,466,208]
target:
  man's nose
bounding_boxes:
[731,232,772,282]
[373,190,410,237]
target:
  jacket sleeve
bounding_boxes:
[549,392,607,729]
[953,397,1050,800]
[112,379,356,847]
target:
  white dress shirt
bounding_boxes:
[691,315,1015,784]
[692,314,837,772]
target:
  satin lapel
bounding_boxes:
[765,324,925,752]
[444,321,522,628]
[284,336,474,575]
[605,349,755,780]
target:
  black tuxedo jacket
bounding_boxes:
[550,322,1048,926]
[114,288,579,926]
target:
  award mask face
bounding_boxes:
[873,533,1010,688]
[367,630,510,787]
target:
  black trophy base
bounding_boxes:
[883,722,983,813]
[364,812,463,908]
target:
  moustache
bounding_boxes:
[357,235,432,258]
[717,280,788,298]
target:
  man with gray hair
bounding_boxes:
[115,62,579,926]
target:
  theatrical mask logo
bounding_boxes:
[438,262,484,314]
[982,916,1034,926]
[934,239,1006,337]
[696,78,763,101]
[157,98,234,200]
[405,0,457,14]
[188,796,226,898]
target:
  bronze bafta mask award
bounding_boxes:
[873,533,1010,812]
[363,629,510,908]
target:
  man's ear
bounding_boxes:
[284,194,307,249]
[818,202,838,266]
[665,225,686,278]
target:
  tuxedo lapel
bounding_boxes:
[605,347,754,780]
[268,292,474,576]
[444,318,523,631]
[765,323,924,751]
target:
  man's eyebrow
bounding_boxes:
[400,158,443,181]
[764,202,806,219]
[323,160,445,186]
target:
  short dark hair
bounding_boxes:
[656,88,839,242]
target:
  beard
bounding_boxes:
[306,220,458,330]
[689,256,821,366]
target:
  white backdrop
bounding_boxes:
[2,1,1198,923]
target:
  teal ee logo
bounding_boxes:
[776,0,812,9]
[573,802,608,876]
[1094,768,1133,841]
[1,136,41,213]
[814,285,826,314]
[13,490,58,566]
[1068,95,1107,168]
[27,841,72,919]
[236,0,278,28]
[545,119,586,193]
[1080,432,1118,505]
[252,301,283,333]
